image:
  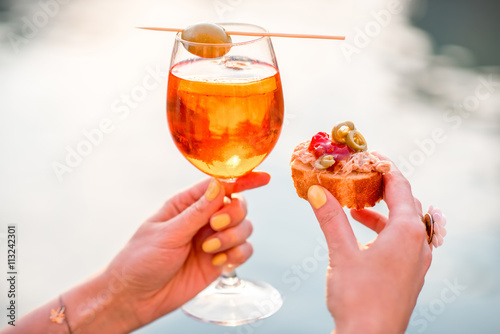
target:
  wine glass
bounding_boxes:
[166,23,284,325]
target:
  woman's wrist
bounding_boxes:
[2,296,67,333]
[63,268,141,333]
[1,269,139,334]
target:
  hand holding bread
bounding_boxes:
[306,154,432,333]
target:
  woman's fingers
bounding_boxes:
[414,197,423,216]
[149,171,268,223]
[222,171,271,196]
[209,194,247,231]
[202,219,253,254]
[384,169,419,221]
[307,185,359,258]
[231,171,271,193]
[211,242,254,267]
[350,209,388,234]
[160,179,226,244]
[372,152,428,247]
[149,178,215,222]
[372,153,419,224]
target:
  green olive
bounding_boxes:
[332,121,355,143]
[181,23,232,58]
[315,154,335,170]
[345,130,367,151]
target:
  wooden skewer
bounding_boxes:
[137,27,345,41]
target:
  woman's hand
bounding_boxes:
[4,172,270,334]
[67,172,270,333]
[307,158,432,334]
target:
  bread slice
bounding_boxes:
[291,159,383,209]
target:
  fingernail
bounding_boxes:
[212,253,227,266]
[211,213,230,230]
[202,238,221,253]
[205,179,221,201]
[308,185,327,209]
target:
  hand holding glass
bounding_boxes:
[166,23,284,325]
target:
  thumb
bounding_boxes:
[166,178,225,243]
[307,185,359,257]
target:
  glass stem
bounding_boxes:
[217,268,241,289]
[216,179,240,290]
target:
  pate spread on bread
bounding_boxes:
[291,121,391,209]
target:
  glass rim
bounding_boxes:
[175,23,268,48]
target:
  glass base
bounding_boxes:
[182,275,283,326]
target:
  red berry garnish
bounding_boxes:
[308,131,352,160]
[332,143,352,161]
[308,132,333,158]
[308,132,329,148]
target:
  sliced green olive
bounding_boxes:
[332,121,355,143]
[181,23,232,58]
[346,130,367,151]
[315,155,335,169]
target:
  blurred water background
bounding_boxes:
[1,0,499,333]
